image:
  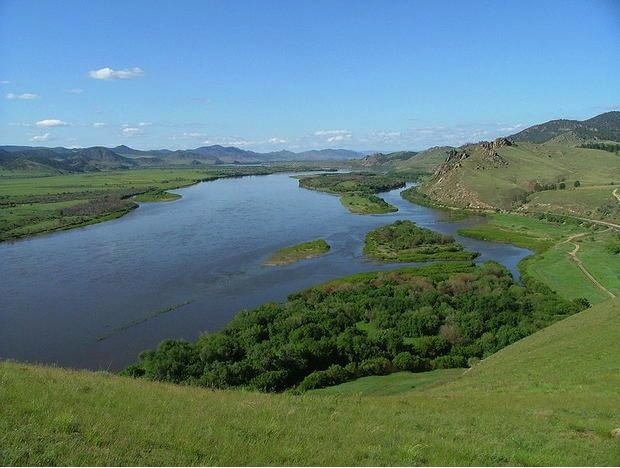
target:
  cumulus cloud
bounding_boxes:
[138,121,152,127]
[122,127,141,137]
[88,67,144,80]
[36,119,68,127]
[93,122,107,128]
[30,133,52,142]
[6,92,39,100]
[67,88,83,94]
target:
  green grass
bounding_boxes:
[340,193,398,214]
[309,369,465,396]
[458,213,583,252]
[264,239,330,266]
[2,297,618,465]
[524,185,620,224]
[458,213,617,304]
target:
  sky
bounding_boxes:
[1,0,619,152]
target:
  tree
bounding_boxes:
[574,180,581,187]
[559,182,566,189]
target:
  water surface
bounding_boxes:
[0,173,530,370]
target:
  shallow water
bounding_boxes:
[0,173,530,370]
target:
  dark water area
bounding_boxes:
[0,173,531,371]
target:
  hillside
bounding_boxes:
[2,297,618,465]
[509,111,620,144]
[419,139,620,221]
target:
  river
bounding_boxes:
[0,173,530,370]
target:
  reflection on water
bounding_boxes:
[0,173,530,370]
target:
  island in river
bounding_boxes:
[264,239,331,266]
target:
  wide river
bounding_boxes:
[0,173,530,371]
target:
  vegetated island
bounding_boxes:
[364,220,479,262]
[298,172,405,214]
[264,239,330,266]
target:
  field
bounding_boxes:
[458,213,618,304]
[263,239,330,266]
[2,297,618,465]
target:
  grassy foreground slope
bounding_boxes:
[2,298,619,466]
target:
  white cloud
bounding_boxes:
[172,132,206,140]
[314,129,353,143]
[30,133,52,142]
[6,92,39,100]
[36,119,68,128]
[0,80,10,85]
[93,122,107,128]
[268,137,287,144]
[138,121,152,127]
[67,88,83,94]
[88,67,144,80]
[122,127,141,137]
[327,134,351,143]
[314,129,351,137]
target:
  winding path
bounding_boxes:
[560,230,616,299]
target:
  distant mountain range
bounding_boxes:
[508,111,620,144]
[0,144,365,173]
[3,111,618,174]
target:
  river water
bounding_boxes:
[0,173,530,370]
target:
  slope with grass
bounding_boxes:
[2,297,618,466]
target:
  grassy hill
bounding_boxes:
[2,297,618,465]
[420,141,620,218]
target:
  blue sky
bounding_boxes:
[1,0,619,151]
